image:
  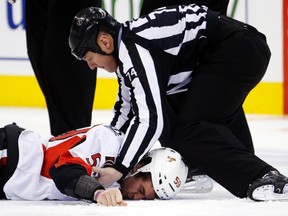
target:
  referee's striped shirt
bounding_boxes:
[111,4,217,175]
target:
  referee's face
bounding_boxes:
[83,51,117,72]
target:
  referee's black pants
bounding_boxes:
[25,0,101,136]
[167,16,274,198]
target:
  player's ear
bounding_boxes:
[97,31,114,54]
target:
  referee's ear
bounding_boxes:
[97,31,115,54]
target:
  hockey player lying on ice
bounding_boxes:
[0,123,188,206]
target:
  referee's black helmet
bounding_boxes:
[69,7,120,60]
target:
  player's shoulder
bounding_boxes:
[102,124,124,137]
[93,124,124,137]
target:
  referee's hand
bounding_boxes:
[93,166,123,187]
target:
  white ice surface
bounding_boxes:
[0,107,288,216]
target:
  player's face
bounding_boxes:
[120,175,157,200]
[83,51,117,72]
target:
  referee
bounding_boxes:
[25,0,101,136]
[139,0,255,158]
[140,0,229,15]
[68,5,288,201]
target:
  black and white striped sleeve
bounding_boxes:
[111,39,164,176]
